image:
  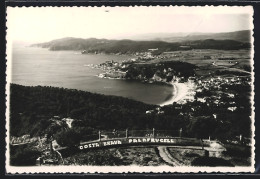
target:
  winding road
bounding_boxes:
[157,142,226,166]
[157,146,182,166]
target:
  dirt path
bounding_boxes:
[157,146,182,166]
[213,63,251,74]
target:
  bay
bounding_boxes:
[11,46,173,105]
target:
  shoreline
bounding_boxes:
[160,82,191,106]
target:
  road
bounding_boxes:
[157,142,226,166]
[157,146,182,166]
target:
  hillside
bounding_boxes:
[9,84,156,137]
[32,38,180,52]
[129,30,251,43]
[10,80,251,140]
[32,36,250,54]
[181,30,251,43]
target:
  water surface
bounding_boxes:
[11,46,173,105]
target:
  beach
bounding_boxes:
[160,81,194,106]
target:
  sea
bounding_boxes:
[10,46,173,105]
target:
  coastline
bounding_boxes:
[160,82,192,106]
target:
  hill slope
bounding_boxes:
[32,36,250,54]
[130,30,251,43]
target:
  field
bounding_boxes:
[156,49,252,77]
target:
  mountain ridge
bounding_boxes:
[127,30,251,43]
[31,30,251,53]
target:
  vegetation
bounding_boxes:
[191,156,234,166]
[221,144,251,166]
[223,144,251,158]
[124,61,197,81]
[63,147,164,166]
[9,84,155,137]
[187,116,217,139]
[64,149,124,166]
[32,37,250,54]
[10,30,252,166]
[215,70,249,76]
[152,30,251,43]
[10,144,41,166]
[55,129,81,147]
[10,82,251,145]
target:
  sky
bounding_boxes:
[7,6,253,43]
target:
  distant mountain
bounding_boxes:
[129,30,251,43]
[32,35,250,54]
[32,38,176,52]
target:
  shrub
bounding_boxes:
[10,145,41,166]
[191,157,234,166]
[55,129,81,147]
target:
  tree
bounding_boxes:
[10,145,41,166]
[55,129,81,148]
[188,116,217,139]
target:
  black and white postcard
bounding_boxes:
[5,6,255,173]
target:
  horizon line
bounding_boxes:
[12,29,251,44]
